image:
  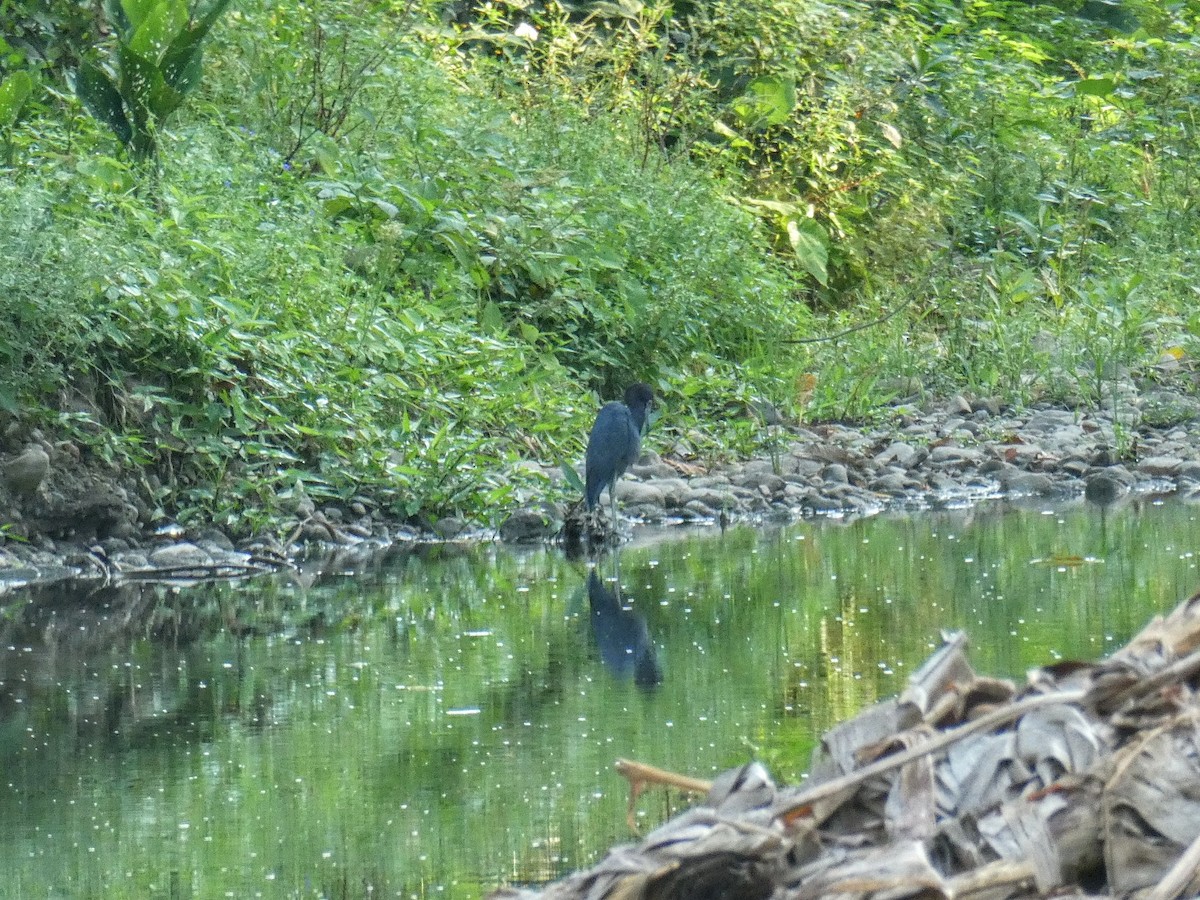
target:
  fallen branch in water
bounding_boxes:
[614,758,714,832]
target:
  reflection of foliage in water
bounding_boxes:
[0,500,1194,896]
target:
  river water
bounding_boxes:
[2,496,1198,898]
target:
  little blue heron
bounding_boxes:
[585,382,654,528]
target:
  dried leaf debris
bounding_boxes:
[491,590,1200,900]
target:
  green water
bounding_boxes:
[2,496,1199,898]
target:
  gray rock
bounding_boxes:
[307,518,363,544]
[1024,409,1080,432]
[1000,471,1056,495]
[96,537,131,555]
[685,487,740,511]
[616,481,665,506]
[2,445,50,496]
[947,395,973,416]
[113,551,151,570]
[806,493,846,512]
[928,473,960,491]
[740,459,783,478]
[629,459,678,479]
[433,516,468,539]
[870,473,910,493]
[1085,472,1127,506]
[197,528,235,551]
[195,538,243,558]
[737,472,786,494]
[682,500,719,519]
[499,508,560,543]
[1059,458,1091,477]
[649,478,691,508]
[689,475,734,489]
[149,542,213,568]
[978,459,1008,476]
[874,442,921,469]
[972,397,1002,417]
[785,457,825,478]
[1138,456,1184,478]
[107,520,142,542]
[626,502,667,522]
[928,445,984,466]
[822,463,849,485]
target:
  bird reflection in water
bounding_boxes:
[587,568,662,689]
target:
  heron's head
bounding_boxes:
[624,382,654,411]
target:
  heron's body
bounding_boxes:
[584,383,654,524]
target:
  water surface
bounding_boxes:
[2,496,1198,898]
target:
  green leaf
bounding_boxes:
[1075,76,1116,97]
[712,119,752,148]
[163,45,204,95]
[479,301,505,334]
[369,197,400,218]
[75,61,133,146]
[117,43,162,125]
[879,122,903,149]
[732,76,796,129]
[129,0,187,62]
[741,196,801,217]
[119,0,159,32]
[319,194,356,217]
[103,0,132,34]
[786,219,828,286]
[76,155,135,191]
[160,0,233,90]
[560,461,584,494]
[0,71,34,128]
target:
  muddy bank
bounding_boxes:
[5,386,1200,587]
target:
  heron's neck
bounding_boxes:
[628,403,649,434]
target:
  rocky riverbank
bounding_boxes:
[502,387,1200,541]
[5,386,1200,589]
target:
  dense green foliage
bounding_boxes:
[2,0,1199,529]
[75,0,233,159]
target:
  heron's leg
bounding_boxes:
[609,484,619,535]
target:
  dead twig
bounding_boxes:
[945,858,1037,898]
[1102,644,1200,711]
[614,758,713,832]
[771,689,1087,824]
